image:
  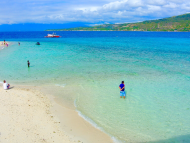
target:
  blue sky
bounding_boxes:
[0,0,190,30]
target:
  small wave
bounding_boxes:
[55,84,66,87]
[0,81,3,84]
[75,103,122,143]
[77,109,102,131]
[111,137,124,143]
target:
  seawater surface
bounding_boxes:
[0,31,190,142]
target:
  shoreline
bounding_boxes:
[0,84,114,143]
[45,30,188,32]
[32,85,114,143]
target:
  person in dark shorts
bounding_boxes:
[27,60,30,67]
[119,81,126,99]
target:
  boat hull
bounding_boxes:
[45,36,60,38]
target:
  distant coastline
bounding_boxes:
[46,13,190,32]
[45,30,187,32]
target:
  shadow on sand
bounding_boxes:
[9,86,14,89]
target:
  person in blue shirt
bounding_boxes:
[119,81,126,99]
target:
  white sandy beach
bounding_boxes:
[0,84,113,143]
[0,86,75,143]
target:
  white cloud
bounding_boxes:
[147,5,161,12]
[164,3,178,8]
[145,0,166,6]
[0,0,190,24]
[101,0,143,11]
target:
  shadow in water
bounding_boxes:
[141,134,190,143]
[28,65,34,68]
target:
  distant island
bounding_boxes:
[46,13,190,32]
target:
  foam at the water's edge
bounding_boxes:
[55,84,66,87]
[0,47,5,50]
[74,99,123,143]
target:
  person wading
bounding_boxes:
[119,81,126,99]
[27,60,30,67]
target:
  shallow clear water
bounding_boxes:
[0,31,190,142]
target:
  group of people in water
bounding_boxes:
[1,40,20,47]
[2,40,8,47]
[3,60,126,98]
[2,39,126,97]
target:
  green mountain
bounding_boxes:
[46,13,190,32]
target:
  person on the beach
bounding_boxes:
[18,42,20,45]
[4,40,5,45]
[3,80,10,90]
[119,81,126,99]
[27,60,30,67]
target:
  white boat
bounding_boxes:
[45,33,61,38]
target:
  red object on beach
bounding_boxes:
[45,33,61,38]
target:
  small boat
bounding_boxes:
[36,42,40,45]
[45,33,61,38]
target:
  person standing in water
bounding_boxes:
[27,60,30,67]
[119,81,126,99]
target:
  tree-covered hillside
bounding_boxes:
[46,13,190,32]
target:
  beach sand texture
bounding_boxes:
[0,84,113,143]
[0,86,75,143]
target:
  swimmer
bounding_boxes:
[27,60,30,67]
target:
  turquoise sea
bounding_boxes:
[0,31,190,142]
